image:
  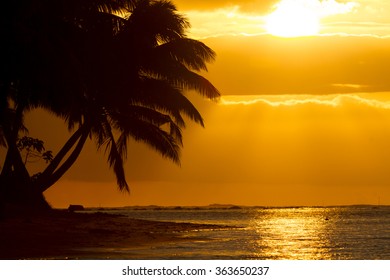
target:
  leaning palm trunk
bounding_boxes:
[33,123,91,193]
[38,126,90,193]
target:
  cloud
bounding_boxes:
[184,6,267,39]
[310,0,358,17]
[332,83,368,89]
[220,94,390,110]
[267,0,358,17]
[175,0,358,15]
[175,0,279,14]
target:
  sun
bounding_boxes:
[265,0,320,37]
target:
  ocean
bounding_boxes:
[99,206,390,259]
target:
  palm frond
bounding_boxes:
[155,38,216,71]
[132,78,205,127]
[117,105,173,127]
[126,0,190,45]
[83,12,126,35]
[56,0,136,17]
[142,62,220,100]
[93,114,129,192]
[106,133,129,192]
[94,0,137,14]
[110,108,181,164]
[126,120,181,164]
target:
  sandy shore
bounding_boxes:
[0,210,228,259]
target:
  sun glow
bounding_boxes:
[264,0,358,37]
[265,0,320,37]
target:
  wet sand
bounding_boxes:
[0,211,228,259]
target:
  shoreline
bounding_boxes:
[0,210,230,259]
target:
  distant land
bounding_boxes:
[66,204,390,212]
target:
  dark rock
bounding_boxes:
[68,205,84,212]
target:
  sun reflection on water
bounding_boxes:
[251,207,334,259]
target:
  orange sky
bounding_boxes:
[22,0,390,207]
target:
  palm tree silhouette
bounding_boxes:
[0,0,219,211]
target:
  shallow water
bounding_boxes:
[99,206,390,259]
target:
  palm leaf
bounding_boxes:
[123,120,181,164]
[93,114,129,192]
[141,61,220,100]
[131,78,205,127]
[154,38,216,71]
[110,108,181,163]
[125,0,190,45]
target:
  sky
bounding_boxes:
[32,0,390,207]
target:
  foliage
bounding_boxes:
[16,136,53,164]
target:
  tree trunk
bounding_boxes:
[32,123,90,193]
[38,126,89,193]
[0,173,52,218]
[0,102,52,216]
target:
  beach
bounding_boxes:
[0,210,227,260]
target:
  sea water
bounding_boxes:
[100,206,390,259]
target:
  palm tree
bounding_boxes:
[0,0,219,211]
[0,0,99,210]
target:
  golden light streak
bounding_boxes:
[220,94,390,110]
[253,208,332,259]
